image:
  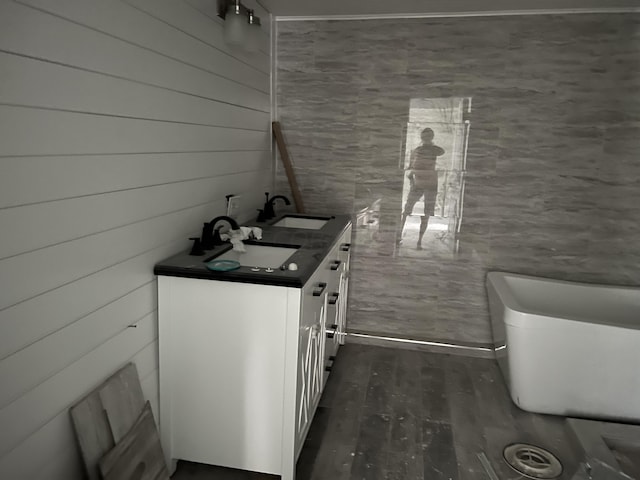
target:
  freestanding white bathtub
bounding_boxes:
[486,271,640,424]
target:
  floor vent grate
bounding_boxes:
[503,443,563,479]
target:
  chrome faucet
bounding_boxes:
[201,215,240,249]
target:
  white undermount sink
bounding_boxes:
[212,244,298,268]
[272,216,329,230]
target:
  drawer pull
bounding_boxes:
[328,292,339,305]
[340,243,351,252]
[325,366,332,372]
[330,260,342,270]
[312,282,327,296]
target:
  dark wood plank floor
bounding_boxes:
[172,343,580,480]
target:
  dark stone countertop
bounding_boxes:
[154,214,352,288]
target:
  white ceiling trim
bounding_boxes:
[275,7,640,21]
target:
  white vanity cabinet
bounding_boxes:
[157,224,351,480]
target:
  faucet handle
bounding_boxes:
[200,222,211,249]
[189,237,205,256]
[211,226,225,246]
[263,200,275,219]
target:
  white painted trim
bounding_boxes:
[270,14,278,192]
[275,7,640,21]
[347,332,494,353]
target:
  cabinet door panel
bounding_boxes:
[337,226,352,345]
[325,287,341,358]
[295,278,326,457]
[337,270,348,345]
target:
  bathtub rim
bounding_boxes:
[486,271,640,331]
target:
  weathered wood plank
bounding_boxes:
[99,364,145,443]
[273,121,305,214]
[99,402,169,480]
[69,363,145,480]
[69,392,114,480]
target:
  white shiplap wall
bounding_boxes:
[0,0,272,477]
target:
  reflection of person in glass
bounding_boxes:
[399,127,445,249]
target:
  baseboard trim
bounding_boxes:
[346,332,495,358]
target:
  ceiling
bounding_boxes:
[259,0,640,18]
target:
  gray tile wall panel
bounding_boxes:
[276,14,640,346]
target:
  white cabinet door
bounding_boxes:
[337,269,348,345]
[294,275,327,457]
[337,226,352,345]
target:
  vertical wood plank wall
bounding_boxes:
[0,0,271,477]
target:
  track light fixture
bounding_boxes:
[217,0,263,51]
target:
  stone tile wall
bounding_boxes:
[276,14,640,346]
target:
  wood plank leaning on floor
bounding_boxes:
[272,121,305,214]
[98,402,169,480]
[69,363,145,480]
